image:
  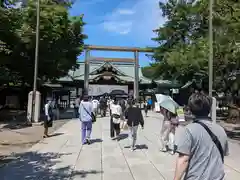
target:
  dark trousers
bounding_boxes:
[110,117,120,138]
[74,107,79,118]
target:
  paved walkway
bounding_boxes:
[1,112,240,180]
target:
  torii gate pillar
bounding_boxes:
[134,51,139,101]
[84,49,90,94]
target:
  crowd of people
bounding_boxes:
[73,95,144,151]
[43,92,229,180]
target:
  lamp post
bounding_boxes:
[31,0,40,122]
[208,0,217,123]
[208,0,213,97]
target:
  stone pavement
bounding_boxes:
[1,112,240,180]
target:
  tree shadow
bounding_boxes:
[1,122,32,130]
[0,141,39,146]
[0,151,103,180]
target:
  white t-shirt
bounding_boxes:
[45,103,50,116]
[111,104,122,123]
[109,100,114,109]
[79,101,93,122]
[92,99,99,109]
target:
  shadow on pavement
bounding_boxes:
[0,151,103,180]
[118,133,128,141]
[48,133,64,137]
[135,144,148,150]
[90,138,103,144]
[1,122,32,130]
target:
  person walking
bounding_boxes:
[74,95,81,118]
[144,100,148,117]
[108,97,114,116]
[99,96,107,117]
[173,93,229,180]
[79,95,93,145]
[147,98,152,111]
[126,100,144,151]
[159,107,172,152]
[43,98,54,138]
[168,111,179,155]
[92,98,99,116]
[110,98,122,140]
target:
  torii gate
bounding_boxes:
[83,45,153,100]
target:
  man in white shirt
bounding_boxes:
[44,98,53,138]
[74,95,81,118]
[79,95,94,145]
[92,99,99,116]
[109,98,114,116]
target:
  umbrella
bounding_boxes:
[159,98,179,114]
[155,94,171,104]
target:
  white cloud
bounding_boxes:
[117,9,135,15]
[103,21,132,35]
[101,0,165,41]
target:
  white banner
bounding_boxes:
[89,85,128,96]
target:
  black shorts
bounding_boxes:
[44,116,53,128]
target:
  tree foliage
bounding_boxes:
[149,0,240,91]
[0,0,86,85]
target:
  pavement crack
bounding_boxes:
[140,130,166,180]
[117,138,136,180]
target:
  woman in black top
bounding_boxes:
[125,100,144,151]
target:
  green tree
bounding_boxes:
[0,6,23,85]
[0,0,86,86]
[150,0,240,89]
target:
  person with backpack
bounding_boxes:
[173,93,229,180]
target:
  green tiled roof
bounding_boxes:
[59,61,152,84]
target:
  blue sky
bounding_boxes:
[69,0,165,67]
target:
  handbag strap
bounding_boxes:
[194,121,224,162]
[81,103,91,117]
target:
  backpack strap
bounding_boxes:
[194,121,224,162]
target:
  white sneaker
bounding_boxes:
[160,148,167,152]
[170,151,174,155]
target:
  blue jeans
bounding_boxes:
[128,126,138,148]
[81,121,92,144]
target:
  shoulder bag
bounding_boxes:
[81,104,96,123]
